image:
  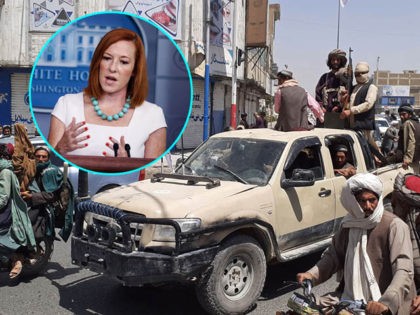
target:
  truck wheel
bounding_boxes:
[195,235,266,315]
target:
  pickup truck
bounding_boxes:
[71,128,406,315]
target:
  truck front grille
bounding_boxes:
[84,212,144,251]
[75,200,144,252]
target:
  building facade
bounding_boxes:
[374,69,420,113]
[0,0,279,149]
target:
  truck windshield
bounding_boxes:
[176,137,286,185]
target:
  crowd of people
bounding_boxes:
[0,125,12,138]
[240,48,419,313]
[1,44,419,313]
[0,124,73,280]
[235,48,419,175]
[278,49,419,314]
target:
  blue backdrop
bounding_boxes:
[30,12,192,151]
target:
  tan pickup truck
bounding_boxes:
[71,128,406,315]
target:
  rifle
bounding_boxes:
[343,47,354,110]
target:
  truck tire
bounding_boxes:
[195,235,266,315]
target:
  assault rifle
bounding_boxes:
[343,47,354,110]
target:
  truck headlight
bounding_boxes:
[153,218,201,242]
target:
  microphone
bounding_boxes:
[113,143,119,157]
[125,144,131,157]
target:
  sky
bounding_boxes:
[271,0,420,95]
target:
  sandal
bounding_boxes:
[9,255,23,279]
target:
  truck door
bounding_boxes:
[273,137,336,251]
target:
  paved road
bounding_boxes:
[0,236,338,315]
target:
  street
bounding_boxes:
[0,235,338,315]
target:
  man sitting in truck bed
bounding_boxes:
[332,144,356,179]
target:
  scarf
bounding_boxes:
[0,159,13,172]
[12,123,36,191]
[340,173,384,303]
[36,160,63,193]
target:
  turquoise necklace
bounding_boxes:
[91,96,131,121]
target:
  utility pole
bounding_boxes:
[336,0,341,49]
[203,0,211,140]
[230,0,237,129]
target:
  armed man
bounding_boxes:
[339,61,380,152]
[315,49,352,127]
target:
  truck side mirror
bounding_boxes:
[281,169,315,189]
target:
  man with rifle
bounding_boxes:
[315,49,352,127]
[340,61,380,152]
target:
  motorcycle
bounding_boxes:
[1,163,72,278]
[276,279,366,315]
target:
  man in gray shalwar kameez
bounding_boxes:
[297,173,415,314]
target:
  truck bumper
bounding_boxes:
[71,236,219,286]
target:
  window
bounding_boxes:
[77,49,83,63]
[78,36,83,44]
[61,49,66,61]
[177,137,286,186]
[325,135,359,175]
[284,141,324,180]
[45,45,54,62]
[89,36,94,44]
[61,35,66,43]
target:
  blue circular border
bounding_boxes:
[29,11,193,176]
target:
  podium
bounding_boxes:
[63,155,154,173]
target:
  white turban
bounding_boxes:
[355,61,370,84]
[341,173,384,223]
[355,62,369,73]
[340,173,384,302]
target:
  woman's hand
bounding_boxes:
[54,118,90,154]
[106,136,128,157]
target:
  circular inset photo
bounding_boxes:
[30,12,192,174]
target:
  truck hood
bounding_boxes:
[92,178,258,218]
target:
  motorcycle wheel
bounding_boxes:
[22,236,54,277]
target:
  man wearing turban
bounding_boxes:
[397,104,420,173]
[297,173,415,314]
[340,62,380,152]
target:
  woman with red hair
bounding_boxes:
[48,28,167,159]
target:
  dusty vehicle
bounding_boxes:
[71,128,406,315]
